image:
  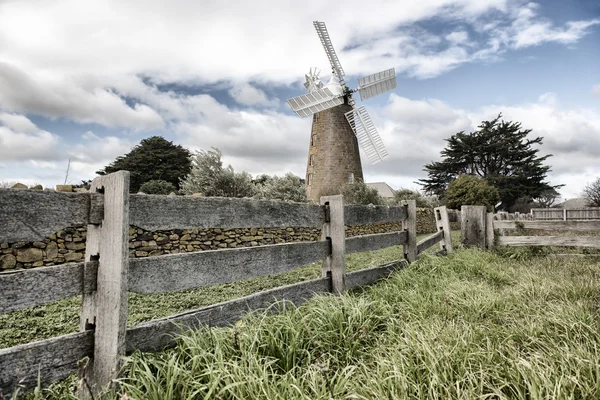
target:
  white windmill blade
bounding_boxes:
[287,87,344,118]
[357,68,397,101]
[313,21,345,79]
[344,106,389,164]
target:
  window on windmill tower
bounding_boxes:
[348,172,354,183]
[308,173,313,185]
[310,154,315,166]
[311,135,317,146]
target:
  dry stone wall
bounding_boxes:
[0,208,448,271]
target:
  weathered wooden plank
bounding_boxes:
[403,200,417,262]
[346,231,407,255]
[126,277,331,353]
[493,220,600,232]
[416,230,444,255]
[0,261,97,314]
[79,171,130,397]
[0,189,103,242]
[345,260,407,290]
[497,236,600,248]
[321,195,345,294]
[129,195,325,230]
[486,212,495,250]
[435,206,453,253]
[129,241,330,294]
[344,204,407,226]
[461,205,487,248]
[0,331,94,397]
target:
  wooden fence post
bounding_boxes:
[434,206,453,253]
[461,205,487,249]
[403,200,417,262]
[79,171,130,398]
[486,212,495,249]
[320,195,345,294]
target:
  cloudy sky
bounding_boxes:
[0,0,598,199]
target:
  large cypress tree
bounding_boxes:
[97,136,192,192]
[419,114,559,210]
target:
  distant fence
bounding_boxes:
[530,208,600,220]
[461,206,600,250]
[0,171,453,398]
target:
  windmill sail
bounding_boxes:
[358,68,397,101]
[287,87,344,118]
[313,21,345,79]
[344,106,389,164]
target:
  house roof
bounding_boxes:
[554,197,591,209]
[366,182,396,198]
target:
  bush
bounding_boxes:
[341,181,384,205]
[255,173,307,202]
[393,188,438,208]
[445,174,499,212]
[139,180,176,195]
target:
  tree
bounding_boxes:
[444,174,499,212]
[180,148,256,198]
[256,173,307,202]
[341,180,384,205]
[139,180,176,195]
[97,136,191,192]
[534,188,561,208]
[582,178,600,207]
[393,188,437,208]
[419,114,558,210]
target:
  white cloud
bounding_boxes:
[0,63,164,130]
[228,83,278,107]
[0,112,38,133]
[538,92,558,106]
[445,30,470,44]
[0,125,61,161]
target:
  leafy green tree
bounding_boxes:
[256,173,307,202]
[444,174,499,212]
[341,180,384,205]
[419,114,558,209]
[139,180,176,195]
[393,188,437,208]
[97,136,191,192]
[582,178,600,207]
[180,148,256,198]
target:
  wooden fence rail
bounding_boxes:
[531,208,600,221]
[0,173,453,397]
[460,205,600,250]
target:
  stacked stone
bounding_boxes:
[0,210,441,272]
[0,227,86,270]
[305,103,364,203]
[128,227,321,258]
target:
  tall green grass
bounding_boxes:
[30,247,600,399]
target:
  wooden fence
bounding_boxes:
[0,171,453,397]
[461,205,600,250]
[530,208,600,221]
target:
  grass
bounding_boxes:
[3,231,440,349]
[11,232,600,399]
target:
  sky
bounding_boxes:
[0,0,599,200]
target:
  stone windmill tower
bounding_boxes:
[287,21,397,202]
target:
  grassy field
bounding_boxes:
[7,231,600,399]
[3,232,443,349]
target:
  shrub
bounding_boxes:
[139,180,176,195]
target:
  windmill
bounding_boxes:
[287,21,397,203]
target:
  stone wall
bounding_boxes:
[0,209,445,271]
